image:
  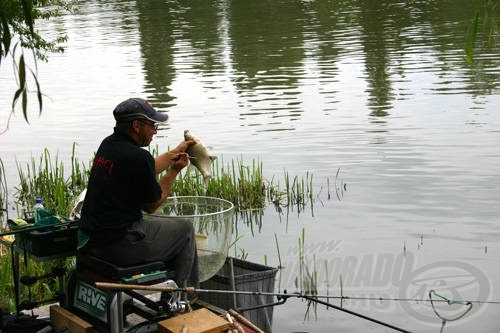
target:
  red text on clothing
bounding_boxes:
[93,156,114,176]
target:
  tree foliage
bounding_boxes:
[0,0,77,131]
[465,0,498,65]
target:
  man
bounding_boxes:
[79,97,199,288]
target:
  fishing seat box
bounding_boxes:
[200,257,278,332]
[15,223,78,260]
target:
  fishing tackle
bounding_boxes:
[96,282,500,332]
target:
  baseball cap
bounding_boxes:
[113,98,168,123]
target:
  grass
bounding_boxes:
[14,143,89,217]
[297,228,319,320]
[0,159,7,219]
[0,144,87,311]
[172,157,267,210]
[0,145,319,311]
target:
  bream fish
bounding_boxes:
[184,129,216,182]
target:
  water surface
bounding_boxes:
[1,1,499,332]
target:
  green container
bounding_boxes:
[15,224,78,260]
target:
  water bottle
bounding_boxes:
[33,197,44,223]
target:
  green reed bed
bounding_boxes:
[173,157,266,210]
[269,171,314,213]
[14,143,89,216]
[0,146,317,311]
[0,249,13,309]
[8,147,315,224]
[0,145,88,311]
[173,156,317,213]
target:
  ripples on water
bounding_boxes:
[1,1,499,332]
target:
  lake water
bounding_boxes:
[1,1,499,332]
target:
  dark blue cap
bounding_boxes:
[113,98,168,123]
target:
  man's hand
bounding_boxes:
[155,140,195,174]
[171,152,190,171]
[170,139,196,154]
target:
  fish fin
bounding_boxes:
[209,155,217,161]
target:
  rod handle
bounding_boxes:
[95,281,195,294]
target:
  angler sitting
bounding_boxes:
[78,97,199,289]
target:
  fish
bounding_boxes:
[184,129,216,183]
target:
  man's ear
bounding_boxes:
[131,120,141,133]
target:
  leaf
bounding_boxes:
[30,68,43,115]
[0,15,11,58]
[22,90,28,122]
[11,87,28,123]
[19,54,26,88]
[464,10,480,65]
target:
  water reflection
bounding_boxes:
[133,0,497,128]
[1,1,499,332]
[136,1,179,109]
[359,1,397,117]
[229,0,305,126]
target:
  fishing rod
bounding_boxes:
[291,293,500,305]
[96,282,413,333]
[94,282,500,306]
[300,294,411,333]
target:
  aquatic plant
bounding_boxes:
[14,143,89,216]
[296,228,319,320]
[0,248,14,309]
[0,244,68,311]
[0,146,322,310]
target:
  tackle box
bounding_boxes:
[15,223,79,260]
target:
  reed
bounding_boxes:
[14,143,89,216]
[172,156,316,224]
[0,159,7,221]
[172,157,267,210]
[296,228,319,320]
[227,233,249,260]
[0,159,11,308]
[267,170,314,215]
[0,245,67,311]
[11,148,316,218]
[0,249,14,309]
[274,233,283,293]
[1,146,318,311]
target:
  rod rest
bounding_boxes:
[76,252,167,281]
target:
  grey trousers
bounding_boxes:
[89,215,199,288]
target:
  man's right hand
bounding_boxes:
[171,152,190,171]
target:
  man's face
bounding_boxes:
[135,119,158,146]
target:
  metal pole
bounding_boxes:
[228,257,238,310]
